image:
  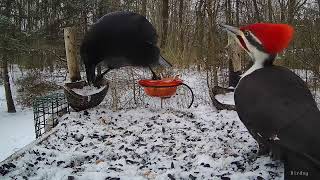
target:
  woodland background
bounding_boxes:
[0,0,320,111]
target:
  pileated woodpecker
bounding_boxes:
[221,23,320,179]
[81,11,171,85]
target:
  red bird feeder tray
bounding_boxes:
[138,77,194,108]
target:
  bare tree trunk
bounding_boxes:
[206,0,219,86]
[229,40,242,87]
[236,0,240,26]
[268,0,273,22]
[287,0,307,24]
[225,0,241,88]
[317,0,320,82]
[82,3,88,33]
[27,0,32,32]
[111,0,121,11]
[278,0,287,22]
[1,55,16,113]
[2,0,16,113]
[318,1,320,77]
[178,0,184,52]
[287,0,296,24]
[195,0,205,68]
[318,0,320,16]
[225,0,232,24]
[206,0,214,67]
[161,0,169,48]
[253,0,261,22]
[141,0,147,17]
[233,0,242,75]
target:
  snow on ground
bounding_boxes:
[0,105,34,162]
[2,66,320,179]
[179,69,212,106]
[0,65,68,162]
[0,68,284,180]
[0,106,283,179]
[0,84,35,162]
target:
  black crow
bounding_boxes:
[80,11,171,85]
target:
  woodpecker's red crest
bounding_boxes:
[240,23,294,54]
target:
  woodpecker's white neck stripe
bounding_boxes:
[241,63,263,78]
[240,46,270,79]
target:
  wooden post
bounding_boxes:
[64,27,81,82]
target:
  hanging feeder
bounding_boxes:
[138,77,194,108]
[63,79,109,111]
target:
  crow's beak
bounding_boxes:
[158,55,172,67]
[220,24,243,36]
[85,64,96,85]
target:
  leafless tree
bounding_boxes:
[1,0,16,113]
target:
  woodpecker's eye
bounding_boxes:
[244,31,250,37]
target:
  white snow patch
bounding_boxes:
[0,106,283,179]
[72,86,106,96]
[1,67,304,179]
[215,92,235,105]
[0,85,35,162]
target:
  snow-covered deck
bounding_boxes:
[0,105,283,179]
[6,67,320,179]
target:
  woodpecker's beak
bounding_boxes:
[220,24,250,52]
[220,24,243,36]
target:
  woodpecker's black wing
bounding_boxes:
[235,66,320,178]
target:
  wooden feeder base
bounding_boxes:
[63,79,109,111]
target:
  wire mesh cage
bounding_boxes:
[32,93,69,138]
